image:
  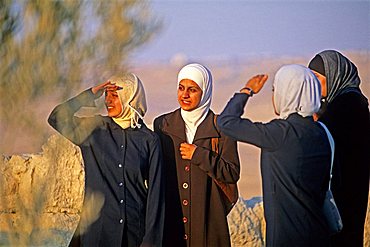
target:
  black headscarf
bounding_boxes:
[308,50,361,103]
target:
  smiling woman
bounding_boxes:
[153,63,240,247]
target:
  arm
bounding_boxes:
[142,135,165,247]
[48,81,118,145]
[48,88,99,145]
[217,74,286,149]
[191,133,240,183]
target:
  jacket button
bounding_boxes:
[120,199,124,204]
[119,182,123,187]
[120,145,124,148]
[183,217,188,223]
[118,163,122,168]
[184,165,190,172]
[184,234,188,240]
[119,219,124,224]
[182,199,189,206]
[182,182,189,189]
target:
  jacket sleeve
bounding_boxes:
[217,93,286,151]
[191,131,240,183]
[47,88,101,145]
[142,134,165,247]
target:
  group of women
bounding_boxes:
[48,49,369,247]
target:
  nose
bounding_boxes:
[105,95,112,104]
[181,90,189,98]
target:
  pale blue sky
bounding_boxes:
[133,0,370,62]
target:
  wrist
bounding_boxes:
[240,87,254,96]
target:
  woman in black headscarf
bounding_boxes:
[308,50,370,247]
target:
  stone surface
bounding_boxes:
[0,134,369,246]
[0,134,84,246]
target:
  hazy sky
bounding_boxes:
[133,0,370,62]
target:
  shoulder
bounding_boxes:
[154,109,180,129]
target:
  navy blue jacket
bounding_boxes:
[48,89,164,247]
[218,93,331,246]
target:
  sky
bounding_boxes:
[132,0,370,63]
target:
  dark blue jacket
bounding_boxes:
[48,89,164,247]
[218,93,331,246]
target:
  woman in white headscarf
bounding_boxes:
[154,63,240,247]
[218,64,332,246]
[48,73,164,247]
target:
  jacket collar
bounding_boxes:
[162,108,220,143]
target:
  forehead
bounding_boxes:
[179,79,200,89]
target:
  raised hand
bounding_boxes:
[240,74,268,95]
[91,81,122,97]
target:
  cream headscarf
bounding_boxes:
[108,73,147,129]
[273,64,321,119]
[177,63,213,143]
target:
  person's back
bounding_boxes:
[260,114,331,246]
[218,65,332,246]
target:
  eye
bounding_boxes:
[178,85,184,91]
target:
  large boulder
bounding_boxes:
[0,134,84,246]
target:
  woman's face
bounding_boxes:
[177,79,203,111]
[105,89,123,117]
[311,70,327,98]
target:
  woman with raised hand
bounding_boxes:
[218,65,331,246]
[48,73,164,247]
[308,50,370,247]
[154,63,240,247]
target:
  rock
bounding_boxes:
[227,197,265,247]
[0,134,84,246]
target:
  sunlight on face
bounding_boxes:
[105,89,123,117]
[177,79,203,111]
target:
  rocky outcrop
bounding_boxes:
[228,197,266,246]
[0,134,369,246]
[0,134,84,246]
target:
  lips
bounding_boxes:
[181,100,191,105]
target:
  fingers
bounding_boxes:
[104,81,123,92]
[179,143,196,160]
[245,74,269,94]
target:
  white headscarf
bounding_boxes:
[177,63,213,143]
[108,73,147,129]
[273,64,321,119]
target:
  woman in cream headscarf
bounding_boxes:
[218,64,332,246]
[48,73,164,247]
[154,63,240,247]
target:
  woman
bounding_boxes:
[308,50,370,247]
[218,65,331,246]
[48,73,164,247]
[153,63,240,247]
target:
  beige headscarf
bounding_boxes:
[108,73,147,129]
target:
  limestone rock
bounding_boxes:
[228,197,265,246]
[0,134,84,246]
